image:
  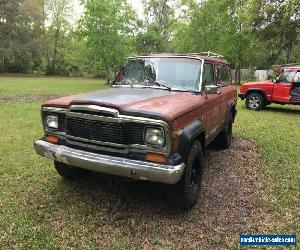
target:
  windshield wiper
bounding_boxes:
[150,81,172,91]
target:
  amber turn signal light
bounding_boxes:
[46,135,58,144]
[146,152,166,164]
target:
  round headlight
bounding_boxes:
[46,115,58,129]
[145,127,165,147]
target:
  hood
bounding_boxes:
[43,87,205,122]
[242,80,273,86]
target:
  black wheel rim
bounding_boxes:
[190,156,201,193]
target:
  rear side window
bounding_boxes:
[215,65,230,85]
[294,72,300,83]
[203,63,214,86]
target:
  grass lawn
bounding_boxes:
[235,103,300,232]
[0,76,299,248]
[0,75,105,96]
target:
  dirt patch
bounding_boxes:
[46,138,274,249]
[0,94,60,102]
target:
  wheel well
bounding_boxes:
[195,131,205,155]
[230,105,236,122]
[246,89,267,101]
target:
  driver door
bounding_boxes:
[203,63,222,143]
[272,71,295,103]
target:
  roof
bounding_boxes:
[128,52,230,65]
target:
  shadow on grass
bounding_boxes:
[239,104,300,114]
[49,139,249,221]
[263,106,300,114]
[44,138,266,248]
[53,171,183,215]
[50,142,226,216]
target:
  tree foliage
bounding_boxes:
[44,0,74,74]
[0,0,44,73]
[136,0,181,53]
[0,0,299,80]
[78,0,136,82]
[247,0,300,64]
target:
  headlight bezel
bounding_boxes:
[45,114,58,129]
[144,126,166,148]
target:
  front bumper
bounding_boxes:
[34,140,185,184]
[238,93,245,100]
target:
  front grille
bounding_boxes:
[58,114,66,132]
[66,116,146,145]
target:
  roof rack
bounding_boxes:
[188,51,224,58]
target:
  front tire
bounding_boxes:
[171,141,204,210]
[245,92,265,110]
[54,161,88,180]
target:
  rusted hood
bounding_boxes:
[43,87,205,122]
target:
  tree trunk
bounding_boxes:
[235,67,241,85]
[235,69,237,84]
[237,67,241,85]
[106,68,110,85]
[103,59,110,86]
[51,27,60,74]
[286,45,292,64]
[1,54,4,72]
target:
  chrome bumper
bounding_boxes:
[34,140,185,184]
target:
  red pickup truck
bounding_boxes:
[239,67,300,110]
[34,53,237,209]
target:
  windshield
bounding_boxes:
[115,57,202,92]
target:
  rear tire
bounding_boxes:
[54,161,88,180]
[170,141,204,210]
[245,92,265,110]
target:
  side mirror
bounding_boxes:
[205,85,218,94]
[109,80,115,86]
[272,79,278,83]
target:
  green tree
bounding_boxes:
[138,0,182,53]
[247,0,300,64]
[78,0,136,83]
[43,0,73,74]
[0,0,44,73]
[62,32,91,76]
[171,0,268,82]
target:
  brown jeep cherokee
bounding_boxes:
[34,52,237,209]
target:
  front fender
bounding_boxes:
[245,88,268,101]
[177,120,205,160]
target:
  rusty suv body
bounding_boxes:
[34,53,237,209]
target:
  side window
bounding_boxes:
[294,72,300,83]
[215,65,230,85]
[278,71,295,83]
[203,63,214,87]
